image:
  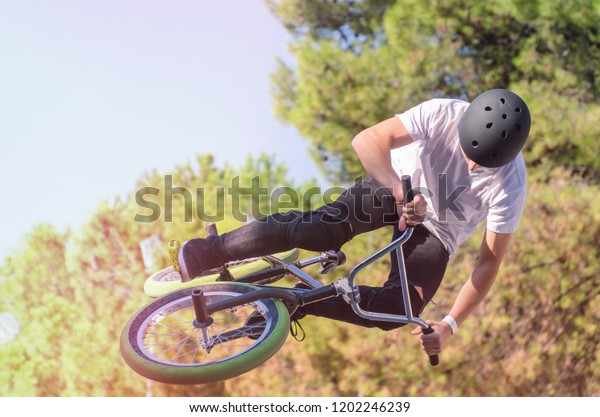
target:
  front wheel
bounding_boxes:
[120,283,290,384]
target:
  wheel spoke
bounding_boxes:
[133,289,276,367]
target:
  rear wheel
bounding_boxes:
[120,283,290,384]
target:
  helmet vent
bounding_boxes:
[486,122,493,129]
[516,123,522,131]
[500,98,506,104]
[485,106,492,111]
[501,130,507,139]
[502,113,507,119]
[515,107,521,112]
[472,140,479,147]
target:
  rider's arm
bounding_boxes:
[352,118,426,229]
[351,117,413,196]
[417,229,512,354]
[449,230,511,324]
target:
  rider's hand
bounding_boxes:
[411,320,453,356]
[397,194,428,231]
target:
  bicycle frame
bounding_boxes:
[122,175,440,385]
[195,175,439,366]
[347,226,429,330]
[196,227,439,366]
[203,227,424,327]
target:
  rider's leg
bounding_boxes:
[387,224,450,305]
[221,175,396,258]
[300,285,424,331]
[178,210,351,279]
[179,176,397,280]
[219,210,351,260]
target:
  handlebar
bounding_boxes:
[401,175,439,367]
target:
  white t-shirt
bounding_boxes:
[392,98,527,256]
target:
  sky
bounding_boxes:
[0,0,323,258]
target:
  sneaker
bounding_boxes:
[178,236,224,281]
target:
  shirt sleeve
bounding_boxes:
[396,101,430,142]
[396,99,461,143]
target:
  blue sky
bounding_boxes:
[0,1,323,258]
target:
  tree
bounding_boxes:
[269,0,600,181]
[264,0,600,396]
[2,1,599,397]
[0,154,319,396]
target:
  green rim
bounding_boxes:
[120,283,290,384]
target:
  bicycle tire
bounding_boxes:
[143,249,298,298]
[120,282,290,384]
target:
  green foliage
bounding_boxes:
[1,155,598,396]
[221,176,600,397]
[517,82,600,181]
[1,0,599,398]
[436,175,600,396]
[270,0,600,181]
[261,0,600,397]
[7,175,595,396]
[267,0,394,53]
[0,154,317,397]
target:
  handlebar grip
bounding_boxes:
[422,326,440,366]
[401,175,414,204]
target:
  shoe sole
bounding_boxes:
[178,240,193,282]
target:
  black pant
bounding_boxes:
[216,176,449,330]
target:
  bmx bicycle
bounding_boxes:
[120,176,439,384]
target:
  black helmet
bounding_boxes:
[459,89,531,168]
